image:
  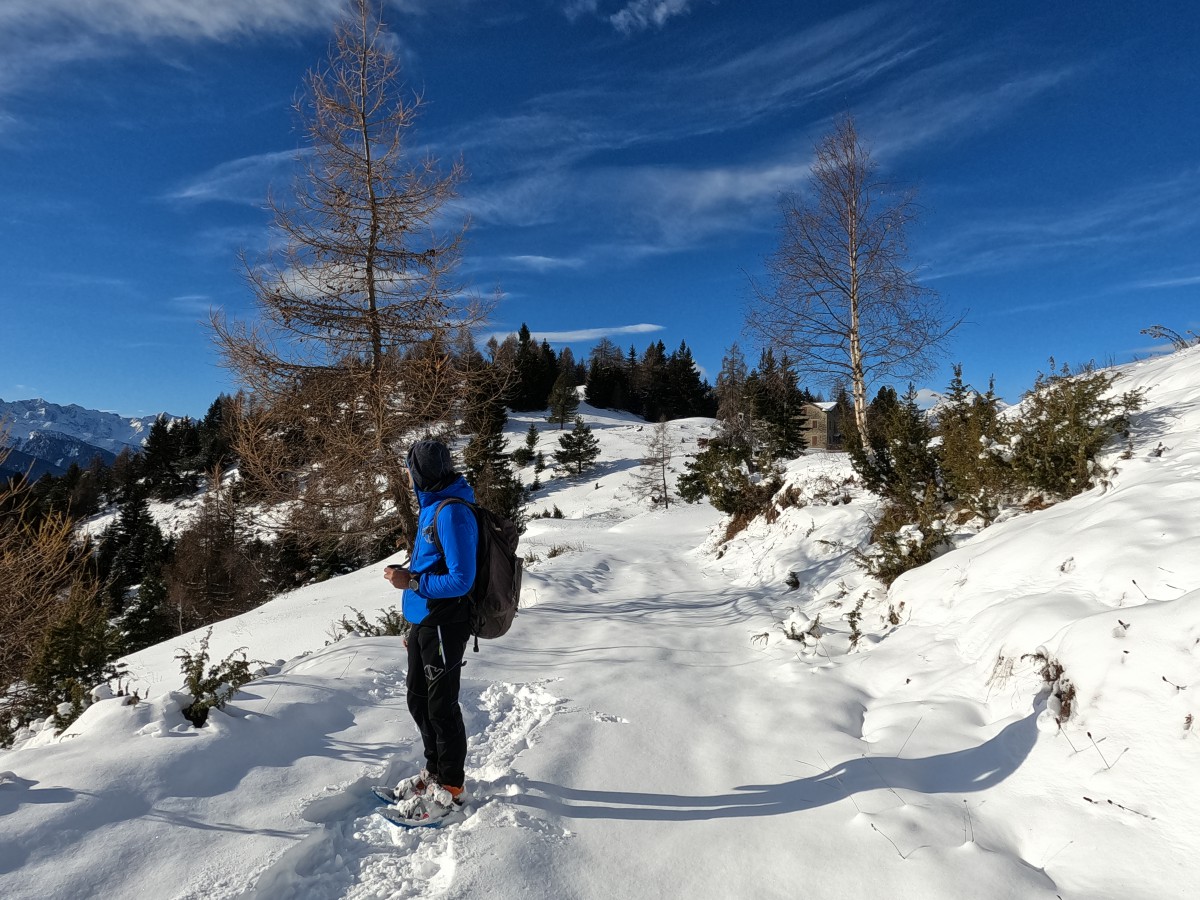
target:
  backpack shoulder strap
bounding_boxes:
[429,497,475,554]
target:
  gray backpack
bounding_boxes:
[431,498,523,650]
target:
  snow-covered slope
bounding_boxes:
[2,351,1199,899]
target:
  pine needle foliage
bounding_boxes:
[936,364,1009,523]
[176,629,257,728]
[25,583,127,731]
[555,417,601,476]
[1008,361,1144,500]
[336,606,409,638]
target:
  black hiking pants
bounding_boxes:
[406,620,470,788]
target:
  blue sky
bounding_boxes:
[0,0,1196,418]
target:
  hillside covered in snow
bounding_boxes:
[2,347,1199,899]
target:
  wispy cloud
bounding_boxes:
[0,0,442,127]
[452,5,921,178]
[166,149,303,205]
[483,322,664,344]
[502,255,586,272]
[610,0,698,34]
[926,167,1200,280]
[864,60,1078,162]
[167,294,216,316]
[561,0,702,33]
[453,5,1070,263]
[0,1,345,44]
[1130,274,1200,290]
[536,323,663,342]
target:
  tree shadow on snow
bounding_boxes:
[512,713,1037,822]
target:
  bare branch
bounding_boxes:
[748,115,962,448]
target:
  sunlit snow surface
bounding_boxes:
[3,349,1200,899]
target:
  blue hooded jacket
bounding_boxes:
[402,475,478,627]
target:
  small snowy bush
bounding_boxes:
[1008,361,1144,500]
[335,606,408,639]
[176,629,256,727]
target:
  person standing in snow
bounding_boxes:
[379,438,478,823]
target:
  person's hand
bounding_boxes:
[383,565,411,589]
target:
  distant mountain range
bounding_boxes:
[0,398,175,481]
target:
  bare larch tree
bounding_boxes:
[211,0,487,550]
[632,420,674,508]
[748,115,959,449]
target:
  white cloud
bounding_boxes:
[610,0,695,34]
[0,0,441,125]
[924,167,1200,280]
[0,1,344,43]
[1132,274,1200,290]
[482,323,664,344]
[503,255,586,272]
[166,149,304,205]
[562,0,600,20]
[535,323,664,342]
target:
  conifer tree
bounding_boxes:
[511,422,539,467]
[25,582,126,730]
[142,415,193,500]
[936,365,1008,522]
[746,349,809,459]
[119,564,175,650]
[715,343,752,452]
[538,340,559,404]
[198,395,236,473]
[848,384,942,516]
[1007,362,1142,500]
[165,468,268,631]
[557,346,583,385]
[637,340,670,421]
[97,492,172,615]
[546,372,580,429]
[664,341,714,418]
[555,417,601,476]
[463,402,524,524]
[585,338,631,410]
[1,453,98,700]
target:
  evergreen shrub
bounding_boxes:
[176,629,257,727]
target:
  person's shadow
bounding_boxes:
[511,713,1038,821]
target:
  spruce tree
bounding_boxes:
[547,372,580,429]
[555,417,601,476]
[464,403,525,524]
[25,581,126,732]
[637,341,670,421]
[141,416,184,500]
[512,422,539,467]
[512,324,554,411]
[97,493,172,614]
[715,343,752,452]
[936,365,1008,523]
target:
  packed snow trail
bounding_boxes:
[0,493,1055,900]
[9,378,1200,899]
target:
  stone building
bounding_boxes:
[801,401,844,451]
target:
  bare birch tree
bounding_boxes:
[748,115,959,449]
[211,0,488,550]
